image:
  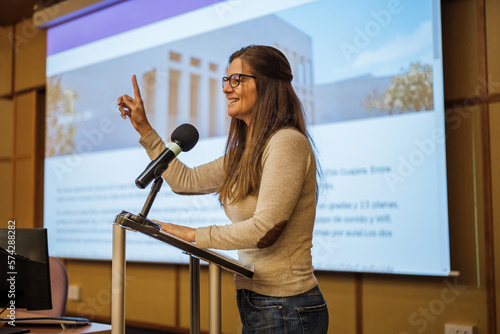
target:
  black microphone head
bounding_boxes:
[171,123,199,152]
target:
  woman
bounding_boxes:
[118,45,329,333]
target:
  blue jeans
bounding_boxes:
[236,285,329,333]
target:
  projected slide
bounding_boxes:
[44,0,450,275]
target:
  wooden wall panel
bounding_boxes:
[14,91,35,156]
[316,272,357,334]
[0,97,14,227]
[0,98,13,157]
[0,26,13,96]
[445,106,485,284]
[441,0,479,100]
[485,0,500,81]
[64,260,112,320]
[363,275,483,334]
[0,162,13,223]
[490,102,500,330]
[14,159,33,228]
[124,263,178,327]
[14,18,46,92]
[219,269,241,332]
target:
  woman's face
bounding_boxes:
[223,58,258,125]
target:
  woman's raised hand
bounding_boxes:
[117,75,153,137]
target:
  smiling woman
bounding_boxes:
[222,58,258,125]
[118,45,329,333]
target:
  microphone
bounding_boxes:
[135,124,199,189]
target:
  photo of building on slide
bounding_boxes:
[45,0,435,157]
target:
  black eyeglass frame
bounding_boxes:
[222,73,256,89]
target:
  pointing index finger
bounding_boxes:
[132,74,142,99]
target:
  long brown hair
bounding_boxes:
[218,45,316,205]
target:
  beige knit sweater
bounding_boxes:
[139,127,318,297]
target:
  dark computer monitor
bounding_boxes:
[0,228,52,311]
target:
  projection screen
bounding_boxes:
[43,0,451,276]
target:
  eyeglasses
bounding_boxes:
[222,73,256,89]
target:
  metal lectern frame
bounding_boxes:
[111,211,254,334]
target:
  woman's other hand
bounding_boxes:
[153,220,196,243]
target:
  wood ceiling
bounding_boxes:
[0,0,40,26]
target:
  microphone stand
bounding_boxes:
[136,163,168,228]
[136,176,163,227]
